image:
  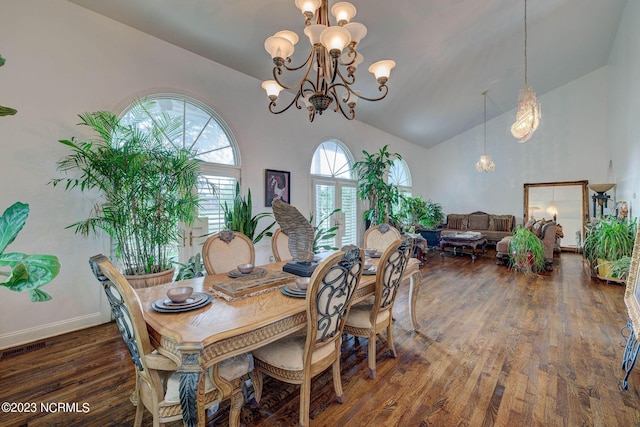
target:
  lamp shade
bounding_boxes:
[274,30,299,46]
[304,24,327,45]
[294,0,321,15]
[368,60,396,83]
[264,36,295,60]
[320,26,351,53]
[262,80,284,99]
[331,2,357,25]
[511,85,541,142]
[344,22,367,47]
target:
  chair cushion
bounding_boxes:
[345,303,390,329]
[252,335,335,371]
[164,353,254,403]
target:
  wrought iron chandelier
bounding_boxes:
[261,0,395,122]
[511,0,541,143]
[476,91,495,172]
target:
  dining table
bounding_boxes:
[133,258,421,426]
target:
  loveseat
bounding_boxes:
[496,219,557,269]
[441,211,515,245]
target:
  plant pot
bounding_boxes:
[418,228,442,247]
[596,258,614,279]
[125,267,175,289]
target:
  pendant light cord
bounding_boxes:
[483,90,487,154]
[524,0,528,85]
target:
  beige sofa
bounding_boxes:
[441,211,515,245]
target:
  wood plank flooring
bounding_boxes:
[2,250,640,426]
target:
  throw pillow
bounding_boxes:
[447,214,466,230]
[490,215,514,232]
[524,217,536,231]
[468,214,489,230]
[532,220,544,238]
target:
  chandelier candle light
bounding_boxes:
[261,0,395,122]
[511,0,541,143]
[476,90,495,172]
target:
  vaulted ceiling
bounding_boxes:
[68,0,628,148]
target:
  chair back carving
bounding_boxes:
[202,231,255,274]
[306,246,363,352]
[364,224,402,252]
[271,227,292,262]
[374,238,412,315]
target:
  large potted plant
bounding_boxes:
[223,183,275,244]
[583,216,637,282]
[509,227,546,274]
[50,101,201,288]
[353,145,400,226]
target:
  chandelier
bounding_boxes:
[261,0,395,122]
[511,0,541,143]
[476,91,495,172]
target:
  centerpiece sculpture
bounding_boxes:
[272,199,319,276]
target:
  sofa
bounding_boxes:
[441,211,516,245]
[496,219,557,269]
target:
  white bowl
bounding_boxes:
[365,248,377,256]
[296,277,310,290]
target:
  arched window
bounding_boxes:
[388,158,412,197]
[310,140,357,248]
[119,94,241,260]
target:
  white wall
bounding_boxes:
[423,67,610,224]
[608,0,640,218]
[0,0,428,349]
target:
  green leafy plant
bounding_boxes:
[596,256,631,281]
[175,253,206,280]
[353,145,401,225]
[0,202,60,301]
[583,216,637,279]
[399,196,444,231]
[509,227,546,274]
[223,182,275,244]
[50,100,201,276]
[310,208,341,253]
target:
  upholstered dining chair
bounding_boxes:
[89,254,253,427]
[202,230,255,275]
[344,237,412,379]
[363,224,422,330]
[249,246,364,427]
[271,227,292,262]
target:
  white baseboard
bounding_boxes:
[0,312,108,350]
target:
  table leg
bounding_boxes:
[178,352,206,426]
[408,271,421,331]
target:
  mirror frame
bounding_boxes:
[624,224,640,338]
[523,180,589,250]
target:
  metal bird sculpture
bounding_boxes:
[272,198,315,263]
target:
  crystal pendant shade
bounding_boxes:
[476,90,495,173]
[511,85,541,143]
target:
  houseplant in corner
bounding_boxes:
[353,145,401,226]
[583,216,637,282]
[223,182,275,244]
[50,100,201,288]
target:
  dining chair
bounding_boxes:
[271,227,292,262]
[249,246,364,427]
[89,254,254,427]
[364,224,422,331]
[202,230,255,275]
[344,237,412,379]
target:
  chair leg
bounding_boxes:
[332,356,344,403]
[249,370,263,403]
[387,321,397,358]
[368,333,377,379]
[300,376,312,427]
[409,272,421,331]
[229,389,244,427]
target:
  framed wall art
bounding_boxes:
[265,169,290,207]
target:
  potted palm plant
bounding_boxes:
[50,100,202,288]
[583,216,637,282]
[353,145,401,226]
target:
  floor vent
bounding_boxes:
[1,341,47,360]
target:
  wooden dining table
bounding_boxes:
[134,259,420,426]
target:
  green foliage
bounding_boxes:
[50,100,202,275]
[223,183,275,244]
[596,256,632,281]
[0,202,60,302]
[310,208,341,253]
[175,253,206,280]
[583,216,637,265]
[399,195,444,230]
[509,227,546,274]
[353,145,401,225]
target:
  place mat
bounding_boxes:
[152,293,212,313]
[210,270,297,301]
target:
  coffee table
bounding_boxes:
[440,232,488,261]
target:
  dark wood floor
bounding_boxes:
[2,250,640,426]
